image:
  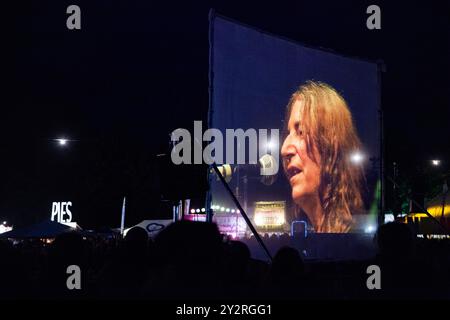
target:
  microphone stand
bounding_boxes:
[192,134,272,262]
[211,162,273,262]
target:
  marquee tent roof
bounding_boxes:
[0,220,81,239]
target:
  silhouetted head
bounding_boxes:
[124,227,149,252]
[155,221,222,268]
[271,246,304,280]
[228,240,250,264]
[51,232,86,266]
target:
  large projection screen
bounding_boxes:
[208,14,381,238]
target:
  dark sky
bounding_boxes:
[3,0,449,228]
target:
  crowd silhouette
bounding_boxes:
[1,221,449,300]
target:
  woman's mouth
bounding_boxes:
[288,166,302,183]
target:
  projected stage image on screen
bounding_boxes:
[208,15,380,239]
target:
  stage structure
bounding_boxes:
[205,11,383,260]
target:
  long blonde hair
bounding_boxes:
[284,81,365,233]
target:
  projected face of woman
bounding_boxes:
[281,99,322,209]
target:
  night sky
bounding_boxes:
[3,1,449,228]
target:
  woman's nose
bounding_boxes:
[281,135,295,160]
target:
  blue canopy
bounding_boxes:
[0,220,79,239]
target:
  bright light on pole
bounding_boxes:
[431,159,441,166]
[56,138,68,146]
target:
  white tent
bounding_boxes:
[123,219,173,238]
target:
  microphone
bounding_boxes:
[211,154,278,185]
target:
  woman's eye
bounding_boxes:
[293,122,303,136]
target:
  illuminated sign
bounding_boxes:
[51,201,73,223]
[254,201,286,228]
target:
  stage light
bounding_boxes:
[266,140,278,151]
[196,209,200,213]
[431,159,441,166]
[365,225,375,233]
[201,208,205,212]
[350,151,364,164]
[190,209,195,214]
[57,138,68,146]
[2,221,6,225]
[231,209,236,213]
[220,207,225,212]
[226,208,230,213]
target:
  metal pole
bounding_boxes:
[120,197,126,236]
[441,182,448,221]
